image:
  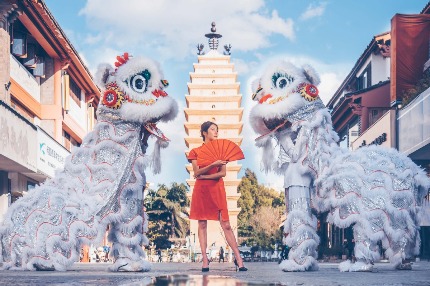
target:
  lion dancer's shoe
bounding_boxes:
[109,255,150,272]
[339,225,379,272]
[279,186,319,272]
[107,222,151,272]
[387,235,417,270]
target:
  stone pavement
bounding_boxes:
[0,260,429,285]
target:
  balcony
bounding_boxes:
[0,100,37,173]
[398,87,430,158]
[9,55,40,102]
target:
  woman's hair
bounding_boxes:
[200,121,218,140]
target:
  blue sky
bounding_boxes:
[44,0,428,191]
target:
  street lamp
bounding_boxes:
[390,99,402,151]
[190,232,196,262]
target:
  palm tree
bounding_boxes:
[145,183,190,247]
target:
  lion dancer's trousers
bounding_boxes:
[279,186,319,271]
[107,197,151,272]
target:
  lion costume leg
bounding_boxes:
[339,224,379,272]
[279,186,319,271]
[107,197,150,272]
[383,216,420,270]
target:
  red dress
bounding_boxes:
[187,145,229,221]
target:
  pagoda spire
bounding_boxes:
[205,22,222,50]
[197,22,232,55]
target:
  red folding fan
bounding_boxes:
[197,139,245,166]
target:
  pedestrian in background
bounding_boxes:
[219,246,225,263]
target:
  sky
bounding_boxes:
[44,0,428,191]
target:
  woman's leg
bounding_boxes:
[219,219,245,267]
[198,220,209,267]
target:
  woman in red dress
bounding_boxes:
[187,121,247,272]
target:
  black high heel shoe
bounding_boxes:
[202,260,210,272]
[234,259,248,272]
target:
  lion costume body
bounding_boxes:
[250,61,429,272]
[0,54,178,271]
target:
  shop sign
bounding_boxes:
[0,102,37,171]
[37,127,69,178]
[360,133,387,147]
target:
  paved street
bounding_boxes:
[0,260,429,285]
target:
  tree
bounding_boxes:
[237,168,285,249]
[249,206,284,250]
[145,183,190,249]
[237,169,258,238]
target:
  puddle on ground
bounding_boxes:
[120,274,285,286]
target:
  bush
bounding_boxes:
[401,69,430,107]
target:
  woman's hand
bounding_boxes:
[141,127,151,146]
[211,160,227,167]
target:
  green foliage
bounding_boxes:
[402,69,430,107]
[145,183,190,249]
[237,169,285,250]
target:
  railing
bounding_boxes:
[9,54,40,102]
[398,87,430,155]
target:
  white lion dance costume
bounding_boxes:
[249,61,430,272]
[0,53,178,271]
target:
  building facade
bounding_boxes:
[184,23,243,255]
[0,0,99,225]
[324,3,430,259]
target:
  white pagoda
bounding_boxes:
[184,22,244,256]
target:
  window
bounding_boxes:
[369,109,379,125]
[338,129,348,149]
[27,181,36,191]
[428,37,430,60]
[11,20,46,78]
[8,179,11,206]
[69,78,82,107]
[70,136,80,148]
[63,130,71,151]
[357,64,371,91]
[63,130,80,151]
[362,72,368,89]
[10,96,34,122]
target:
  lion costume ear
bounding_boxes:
[251,78,264,101]
[302,64,320,86]
[95,63,115,88]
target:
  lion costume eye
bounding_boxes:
[272,73,294,89]
[125,70,151,93]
